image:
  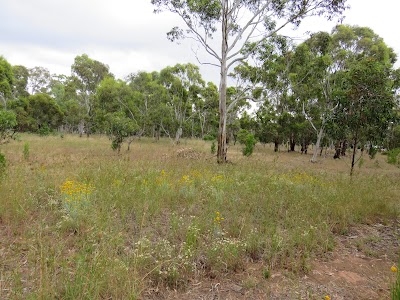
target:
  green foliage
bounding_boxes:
[242,133,257,157]
[388,125,400,149]
[0,152,6,177]
[105,112,138,152]
[387,148,400,166]
[368,146,378,159]
[27,94,64,133]
[211,140,216,154]
[262,268,270,280]
[38,123,51,136]
[0,56,14,104]
[237,129,250,145]
[203,134,215,141]
[12,65,30,99]
[23,142,29,161]
[0,109,17,144]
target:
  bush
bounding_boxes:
[242,134,257,157]
[203,134,216,141]
[387,148,400,166]
[211,140,216,154]
[237,129,250,145]
[23,142,30,160]
[38,124,51,136]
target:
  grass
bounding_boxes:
[0,134,399,299]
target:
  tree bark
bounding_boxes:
[341,140,347,156]
[350,137,358,176]
[274,138,279,152]
[289,135,296,152]
[175,127,183,144]
[311,127,324,163]
[217,0,228,164]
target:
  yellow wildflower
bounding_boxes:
[214,211,224,225]
[324,296,331,300]
[391,265,398,272]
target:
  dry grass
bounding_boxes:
[0,134,399,299]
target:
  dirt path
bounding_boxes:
[152,222,399,300]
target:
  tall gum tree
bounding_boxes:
[151,0,347,163]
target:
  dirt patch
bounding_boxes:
[176,148,203,159]
[148,222,399,300]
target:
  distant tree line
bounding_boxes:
[0,25,399,165]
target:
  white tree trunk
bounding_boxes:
[217,0,228,163]
[311,127,324,163]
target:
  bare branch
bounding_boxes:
[191,46,221,68]
[303,102,318,132]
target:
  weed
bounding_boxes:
[211,140,216,154]
[23,142,30,160]
[0,152,6,177]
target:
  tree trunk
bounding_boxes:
[290,138,296,152]
[350,137,358,176]
[341,140,347,156]
[217,0,228,164]
[78,120,85,137]
[311,127,324,163]
[274,138,279,152]
[334,141,341,159]
[175,127,183,144]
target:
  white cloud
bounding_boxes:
[0,0,399,84]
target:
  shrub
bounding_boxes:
[242,134,257,157]
[38,124,51,136]
[211,140,216,154]
[237,129,250,145]
[23,142,29,161]
[203,134,216,141]
[387,148,400,166]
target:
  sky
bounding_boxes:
[0,0,399,84]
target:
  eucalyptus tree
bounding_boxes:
[290,32,342,162]
[96,76,144,150]
[329,25,397,164]
[127,71,170,139]
[71,54,112,136]
[159,63,205,143]
[151,0,347,163]
[0,56,13,109]
[0,109,17,144]
[12,65,29,99]
[28,66,51,95]
[194,81,219,138]
[342,58,396,176]
[26,93,64,133]
[234,35,298,151]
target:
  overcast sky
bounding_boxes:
[0,0,399,84]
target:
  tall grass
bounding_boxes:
[0,134,399,298]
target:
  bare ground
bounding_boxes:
[148,222,399,300]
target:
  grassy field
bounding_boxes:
[0,134,399,299]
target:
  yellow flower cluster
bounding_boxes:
[178,175,193,185]
[211,174,224,182]
[391,265,398,272]
[60,180,94,201]
[214,211,224,225]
